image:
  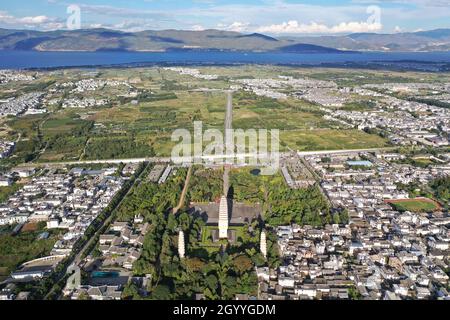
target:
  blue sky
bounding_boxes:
[0,0,449,35]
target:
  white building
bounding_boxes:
[260,230,267,258]
[178,230,185,259]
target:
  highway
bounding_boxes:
[296,147,396,157]
[18,147,395,169]
[17,157,171,167]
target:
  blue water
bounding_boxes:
[91,271,120,278]
[0,50,449,69]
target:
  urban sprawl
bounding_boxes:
[0,67,449,301]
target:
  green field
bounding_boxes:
[0,66,400,165]
[280,129,389,151]
[389,198,439,212]
[199,226,246,252]
[0,223,62,278]
[0,184,21,203]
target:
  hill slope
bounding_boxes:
[283,29,450,52]
[0,28,449,52]
[0,28,347,53]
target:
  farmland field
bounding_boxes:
[280,129,389,151]
[0,66,393,166]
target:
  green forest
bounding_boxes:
[113,168,279,300]
[0,223,61,281]
[230,169,348,227]
[430,176,450,205]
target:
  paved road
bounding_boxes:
[19,147,395,169]
[223,91,233,195]
[296,147,396,157]
[17,157,171,167]
[223,166,230,196]
[224,91,233,158]
[225,91,233,132]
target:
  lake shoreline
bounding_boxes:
[1,50,450,72]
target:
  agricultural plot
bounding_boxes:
[280,129,389,151]
[0,66,392,165]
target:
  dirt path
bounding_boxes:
[172,166,192,214]
[79,137,91,161]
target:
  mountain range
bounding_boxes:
[0,28,450,53]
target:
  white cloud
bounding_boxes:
[1,0,448,34]
[256,20,383,34]
[214,17,384,35]
[217,22,251,32]
[88,23,104,29]
[191,24,205,31]
[0,10,63,30]
[19,16,51,24]
[111,20,156,32]
[353,0,450,7]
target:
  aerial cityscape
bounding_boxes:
[0,0,449,305]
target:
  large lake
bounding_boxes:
[1,50,450,69]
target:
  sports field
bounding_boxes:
[387,198,440,212]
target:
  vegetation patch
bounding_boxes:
[0,184,21,203]
[387,198,440,212]
[83,135,154,160]
[230,168,347,227]
[281,129,389,151]
[0,222,61,276]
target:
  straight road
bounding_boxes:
[224,90,234,157]
[223,91,233,195]
[19,147,395,169]
[17,157,171,168]
[225,91,233,133]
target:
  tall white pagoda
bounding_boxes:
[260,230,267,259]
[178,230,185,259]
[218,196,229,239]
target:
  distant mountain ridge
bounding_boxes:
[0,27,449,53]
[283,28,450,52]
[0,28,341,53]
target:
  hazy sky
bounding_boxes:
[0,0,449,34]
